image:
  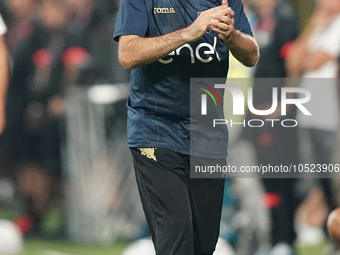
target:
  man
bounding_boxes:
[8,0,76,236]
[0,14,9,135]
[241,1,300,254]
[288,0,340,251]
[114,0,259,254]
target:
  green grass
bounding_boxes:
[0,208,127,255]
[296,241,331,255]
[0,209,20,220]
[16,239,331,255]
[0,207,332,255]
[19,240,128,255]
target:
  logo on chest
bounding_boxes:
[159,36,221,64]
[154,7,176,14]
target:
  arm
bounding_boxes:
[210,7,260,67]
[221,29,259,67]
[0,35,9,134]
[118,31,187,70]
[303,51,334,71]
[118,6,225,70]
[286,10,330,77]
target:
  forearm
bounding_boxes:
[222,30,259,67]
[287,37,311,76]
[286,12,324,77]
[118,5,225,70]
[118,29,189,70]
[0,37,9,110]
[303,51,333,71]
[287,42,330,77]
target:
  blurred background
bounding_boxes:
[0,0,340,254]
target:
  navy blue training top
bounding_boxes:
[114,0,252,158]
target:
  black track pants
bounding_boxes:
[130,147,226,255]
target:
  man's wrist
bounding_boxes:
[220,28,238,45]
[180,27,189,43]
[181,26,194,43]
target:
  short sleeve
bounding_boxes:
[113,0,148,42]
[321,15,340,57]
[0,14,7,36]
[229,0,252,36]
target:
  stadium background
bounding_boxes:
[0,0,340,254]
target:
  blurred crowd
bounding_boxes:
[232,0,340,254]
[0,0,340,255]
[0,0,129,237]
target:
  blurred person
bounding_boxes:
[0,13,15,198]
[8,0,83,236]
[4,0,37,54]
[65,0,129,84]
[114,0,259,254]
[0,0,36,181]
[287,0,340,81]
[240,0,300,254]
[286,0,340,240]
[0,14,9,135]
[328,208,340,251]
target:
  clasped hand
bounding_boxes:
[185,0,235,42]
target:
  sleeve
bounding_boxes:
[321,16,340,57]
[113,0,148,42]
[228,0,253,36]
[0,14,7,36]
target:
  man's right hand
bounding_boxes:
[183,5,227,42]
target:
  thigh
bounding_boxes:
[189,157,226,255]
[130,147,194,255]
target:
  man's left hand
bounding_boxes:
[210,7,235,40]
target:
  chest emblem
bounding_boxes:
[154,8,176,14]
